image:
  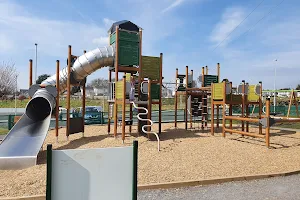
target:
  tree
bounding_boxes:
[89,78,109,89]
[36,74,51,84]
[0,61,18,97]
[296,84,300,90]
[280,88,291,90]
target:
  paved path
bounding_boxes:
[138,174,300,200]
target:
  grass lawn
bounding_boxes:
[0,128,8,135]
[0,98,179,112]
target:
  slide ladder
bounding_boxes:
[131,102,160,151]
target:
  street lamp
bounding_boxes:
[274,59,277,113]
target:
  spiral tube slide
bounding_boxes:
[41,46,115,92]
[131,102,160,151]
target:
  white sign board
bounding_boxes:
[50,146,135,200]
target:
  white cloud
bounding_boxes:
[210,7,246,47]
[0,33,14,53]
[92,37,109,46]
[208,5,300,89]
[161,0,185,13]
[0,1,110,57]
[103,18,116,29]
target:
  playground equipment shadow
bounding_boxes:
[226,127,300,149]
[36,134,112,165]
[2,123,300,198]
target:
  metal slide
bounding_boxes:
[131,102,160,151]
[0,46,115,170]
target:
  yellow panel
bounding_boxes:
[247,85,259,102]
[141,56,160,80]
[213,83,224,100]
[115,81,124,99]
[126,73,131,81]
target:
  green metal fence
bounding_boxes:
[1,105,299,136]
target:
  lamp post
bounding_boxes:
[274,59,277,113]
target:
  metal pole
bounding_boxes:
[35,43,38,83]
[274,59,277,113]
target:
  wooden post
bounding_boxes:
[55,60,60,142]
[201,67,205,87]
[216,64,220,128]
[122,75,126,143]
[217,63,220,82]
[222,81,226,137]
[175,68,178,128]
[190,69,193,129]
[246,83,249,132]
[185,66,189,130]
[294,91,299,117]
[159,53,163,134]
[211,85,215,135]
[287,90,293,117]
[108,70,112,134]
[137,28,143,135]
[266,98,270,148]
[259,81,263,135]
[147,79,152,136]
[129,80,133,134]
[82,50,87,137]
[66,45,72,141]
[114,26,119,138]
[29,59,33,100]
[241,80,245,132]
[229,82,233,130]
[205,66,208,75]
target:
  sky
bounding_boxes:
[0,0,299,90]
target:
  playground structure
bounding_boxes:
[174,64,221,130]
[211,79,264,140]
[0,20,162,170]
[106,21,162,149]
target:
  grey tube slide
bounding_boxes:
[0,46,115,170]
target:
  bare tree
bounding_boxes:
[89,78,110,89]
[0,61,18,97]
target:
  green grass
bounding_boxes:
[275,122,300,129]
[0,128,8,135]
[0,98,178,112]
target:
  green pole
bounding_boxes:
[132,140,138,200]
[46,144,53,200]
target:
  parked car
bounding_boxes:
[73,106,103,124]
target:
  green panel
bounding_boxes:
[151,84,160,99]
[204,75,218,87]
[119,31,139,42]
[110,32,116,45]
[119,40,139,66]
[141,56,161,80]
[213,83,224,100]
[115,81,124,99]
[110,31,140,66]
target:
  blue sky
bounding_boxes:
[0,0,299,90]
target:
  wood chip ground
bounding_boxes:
[1,123,300,198]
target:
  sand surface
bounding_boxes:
[1,123,300,198]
